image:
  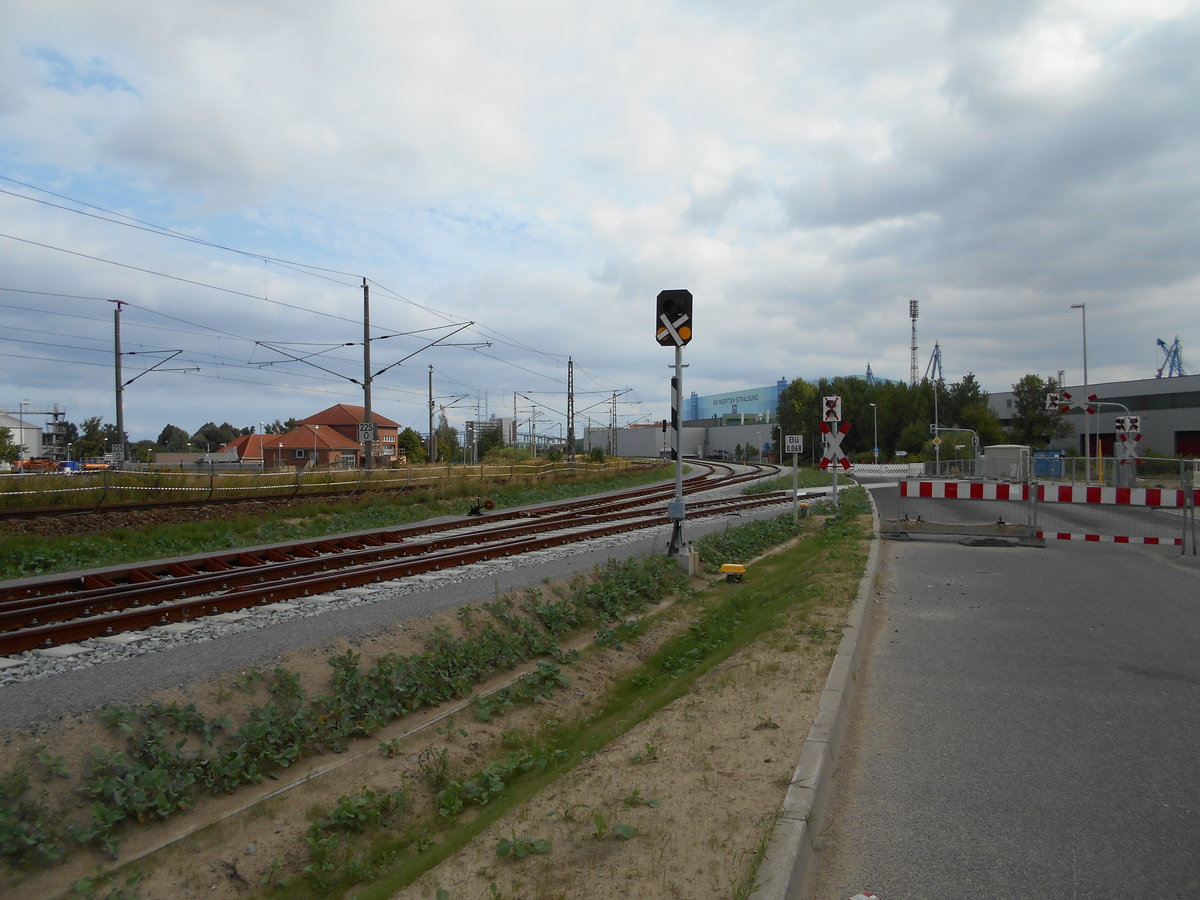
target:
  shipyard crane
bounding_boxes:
[1155,337,1190,378]
[924,341,944,383]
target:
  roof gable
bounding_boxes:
[299,404,401,428]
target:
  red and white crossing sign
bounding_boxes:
[1115,416,1142,465]
[822,396,842,422]
[819,420,852,470]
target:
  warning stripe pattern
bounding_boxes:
[901,481,1027,501]
[1035,532,1182,546]
[900,480,1200,509]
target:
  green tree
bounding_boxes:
[897,420,930,456]
[397,427,427,464]
[129,440,156,463]
[156,424,192,452]
[941,373,987,424]
[476,422,505,459]
[776,378,820,458]
[433,414,461,462]
[74,417,119,459]
[1007,374,1072,446]
[0,426,19,464]
[191,422,241,450]
[957,402,1006,447]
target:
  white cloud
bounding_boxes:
[1,0,1198,440]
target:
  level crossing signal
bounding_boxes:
[655,289,693,346]
[818,420,852,470]
[822,396,842,422]
[1114,415,1143,465]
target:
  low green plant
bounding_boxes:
[622,787,659,808]
[591,813,635,840]
[631,742,659,764]
[70,871,143,899]
[495,832,552,860]
[0,765,66,867]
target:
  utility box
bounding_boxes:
[1032,449,1065,478]
[981,444,1031,480]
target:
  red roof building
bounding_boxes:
[260,423,363,469]
[222,404,406,469]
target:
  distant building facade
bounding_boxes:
[686,379,789,422]
[988,374,1200,458]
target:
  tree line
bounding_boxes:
[773,372,1072,462]
[3,373,1073,466]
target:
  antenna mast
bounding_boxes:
[909,299,919,387]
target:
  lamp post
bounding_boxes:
[17,399,29,461]
[869,402,878,465]
[1070,303,1089,482]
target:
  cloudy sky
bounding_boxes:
[2,0,1198,443]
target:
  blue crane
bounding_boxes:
[1155,337,1189,377]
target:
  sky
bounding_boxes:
[2,0,1199,444]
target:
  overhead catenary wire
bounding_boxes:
[1,176,653,435]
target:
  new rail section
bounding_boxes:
[0,463,793,656]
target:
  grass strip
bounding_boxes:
[0,465,670,579]
[336,501,871,900]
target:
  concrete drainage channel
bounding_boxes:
[749,493,883,900]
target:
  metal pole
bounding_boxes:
[667,343,686,558]
[17,399,27,461]
[1071,303,1089,482]
[1183,459,1197,556]
[112,300,125,469]
[362,278,374,471]
[792,450,799,524]
[870,402,878,465]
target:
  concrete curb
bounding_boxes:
[748,492,883,900]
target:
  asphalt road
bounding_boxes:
[806,516,1200,898]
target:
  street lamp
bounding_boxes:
[869,402,878,465]
[1070,303,1089,482]
[17,399,29,461]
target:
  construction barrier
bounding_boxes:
[893,478,1199,552]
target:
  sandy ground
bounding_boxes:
[0,531,861,900]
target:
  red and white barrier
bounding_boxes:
[1035,531,1182,546]
[900,480,1199,509]
[901,480,1027,501]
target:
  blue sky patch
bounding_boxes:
[31,46,136,95]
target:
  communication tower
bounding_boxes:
[909,299,919,387]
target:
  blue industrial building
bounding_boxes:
[686,378,788,422]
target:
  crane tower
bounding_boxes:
[1156,337,1189,377]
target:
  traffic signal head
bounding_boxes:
[656,289,693,346]
[823,396,842,422]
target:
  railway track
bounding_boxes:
[0,463,795,656]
